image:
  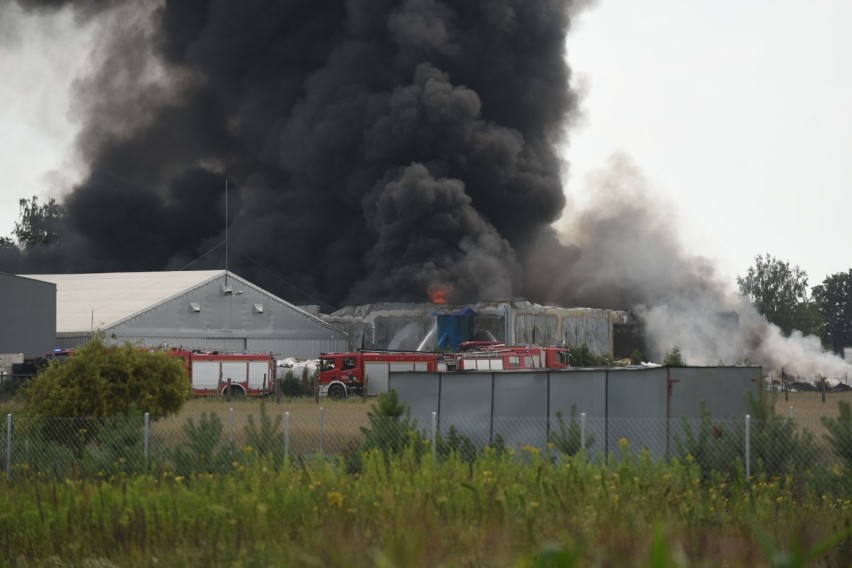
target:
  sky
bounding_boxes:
[564,0,852,290]
[1,0,851,292]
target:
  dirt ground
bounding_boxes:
[771,390,851,440]
[150,397,374,454]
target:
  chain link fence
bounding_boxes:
[2,402,849,482]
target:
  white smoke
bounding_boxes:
[556,154,852,382]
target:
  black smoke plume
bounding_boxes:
[8,0,579,310]
[10,0,852,379]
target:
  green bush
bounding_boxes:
[821,400,852,469]
[436,425,478,463]
[170,412,229,475]
[663,346,684,366]
[20,336,188,457]
[244,402,285,464]
[630,348,643,365]
[549,406,595,457]
[359,390,421,456]
[279,369,314,398]
[568,344,615,366]
[675,394,820,479]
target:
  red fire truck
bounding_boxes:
[318,343,571,398]
[318,351,447,398]
[455,342,571,371]
[167,349,276,397]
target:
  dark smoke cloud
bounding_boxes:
[10,0,852,378]
[8,0,578,310]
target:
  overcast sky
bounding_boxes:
[1,0,850,291]
[565,0,852,290]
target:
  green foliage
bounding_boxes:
[358,389,422,457]
[675,392,820,479]
[567,344,614,366]
[436,425,478,463]
[279,369,314,398]
[171,412,228,475]
[813,269,852,354]
[629,348,643,365]
[13,195,64,250]
[674,401,740,477]
[1,449,850,566]
[22,335,189,419]
[663,346,684,366]
[20,335,189,454]
[549,407,595,456]
[821,400,852,469]
[82,417,146,477]
[244,401,284,463]
[745,390,819,478]
[737,253,823,337]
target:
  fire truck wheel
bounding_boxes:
[223,385,245,398]
[327,384,347,399]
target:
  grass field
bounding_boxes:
[1,392,851,565]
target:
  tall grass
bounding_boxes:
[1,443,850,566]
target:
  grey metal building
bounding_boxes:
[23,270,347,359]
[323,300,630,356]
[0,272,56,359]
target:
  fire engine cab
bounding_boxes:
[318,351,446,398]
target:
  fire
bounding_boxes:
[428,284,451,304]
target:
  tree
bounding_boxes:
[813,270,852,354]
[13,195,64,250]
[663,346,684,366]
[0,236,22,268]
[737,253,823,337]
[22,335,189,447]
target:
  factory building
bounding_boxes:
[22,270,347,359]
[322,300,632,357]
[0,272,56,362]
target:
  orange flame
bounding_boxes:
[428,284,451,304]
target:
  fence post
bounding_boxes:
[580,412,587,453]
[5,413,11,481]
[284,411,290,463]
[431,411,437,462]
[744,414,751,479]
[319,407,324,456]
[144,412,150,463]
[229,407,235,459]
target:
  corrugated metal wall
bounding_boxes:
[94,274,348,359]
[0,275,56,358]
[391,366,761,458]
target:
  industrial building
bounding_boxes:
[323,300,633,357]
[0,272,56,361]
[22,270,347,359]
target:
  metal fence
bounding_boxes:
[2,405,849,482]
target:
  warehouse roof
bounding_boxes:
[21,270,225,333]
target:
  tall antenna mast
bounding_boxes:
[225,178,229,285]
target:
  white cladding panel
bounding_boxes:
[475,358,503,371]
[365,362,391,396]
[221,362,247,383]
[248,361,271,389]
[192,361,221,389]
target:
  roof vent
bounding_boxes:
[253,303,264,313]
[221,283,233,295]
[189,302,201,313]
